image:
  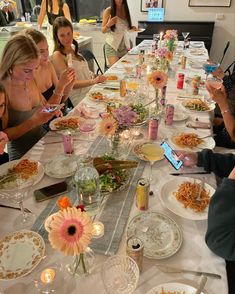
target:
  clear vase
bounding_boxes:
[110,132,121,157]
[66,247,94,277]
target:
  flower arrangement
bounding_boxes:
[164,30,178,52]
[148,70,168,89]
[155,48,173,71]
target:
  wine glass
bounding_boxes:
[79,119,96,141]
[205,76,223,103]
[203,61,220,79]
[182,32,190,49]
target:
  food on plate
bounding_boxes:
[173,181,210,212]
[106,75,118,81]
[173,133,203,148]
[54,117,80,130]
[154,288,186,294]
[184,99,210,111]
[90,91,105,101]
[129,103,148,124]
[121,60,131,64]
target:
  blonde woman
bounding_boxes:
[0,34,60,160]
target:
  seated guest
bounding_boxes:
[0,83,9,165]
[24,28,75,113]
[0,0,15,23]
[178,149,235,294]
[52,17,106,106]
[0,34,61,160]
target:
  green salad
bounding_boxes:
[130,103,148,123]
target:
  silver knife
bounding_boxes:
[156,264,221,279]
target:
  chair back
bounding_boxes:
[79,49,103,75]
[103,44,109,72]
[220,41,230,65]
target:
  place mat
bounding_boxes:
[32,135,146,256]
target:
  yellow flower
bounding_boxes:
[148,70,168,89]
[48,207,93,256]
[99,117,118,136]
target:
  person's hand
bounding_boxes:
[205,83,227,105]
[59,68,76,88]
[212,66,225,79]
[0,131,8,155]
[94,75,107,84]
[175,150,198,168]
[31,106,61,126]
[228,166,235,180]
[106,16,118,27]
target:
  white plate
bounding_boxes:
[182,100,215,113]
[49,116,81,132]
[189,49,206,56]
[190,42,203,48]
[160,177,215,220]
[0,230,45,280]
[169,130,215,151]
[44,212,58,232]
[146,282,205,294]
[132,143,165,162]
[173,107,189,122]
[127,211,182,259]
[45,154,78,178]
[0,160,44,191]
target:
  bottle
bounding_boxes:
[165,104,175,126]
[177,73,185,89]
[148,118,159,140]
[120,77,127,97]
[62,131,74,154]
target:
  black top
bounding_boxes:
[46,0,64,25]
[42,84,55,101]
[0,118,9,165]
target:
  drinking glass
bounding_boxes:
[203,61,220,79]
[205,76,223,103]
[126,78,139,101]
[182,32,190,49]
[79,119,96,141]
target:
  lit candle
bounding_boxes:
[121,129,130,139]
[159,31,164,48]
[133,129,140,137]
[40,268,56,284]
[92,221,104,238]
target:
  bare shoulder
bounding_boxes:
[103,7,111,16]
[52,50,64,60]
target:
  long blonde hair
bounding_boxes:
[0,34,40,80]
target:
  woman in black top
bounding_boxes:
[0,83,9,165]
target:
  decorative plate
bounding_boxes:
[44,212,58,232]
[146,282,205,294]
[0,159,44,191]
[132,143,165,162]
[182,100,215,113]
[49,116,82,132]
[127,211,182,259]
[0,230,45,280]
[160,177,215,220]
[45,154,78,178]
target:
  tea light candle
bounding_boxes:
[40,268,56,284]
[121,129,130,140]
[92,221,104,238]
[159,31,164,47]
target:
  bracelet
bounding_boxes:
[53,89,63,97]
[221,109,230,115]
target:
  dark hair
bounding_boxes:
[228,85,235,116]
[52,16,83,60]
[110,0,132,32]
[48,0,64,13]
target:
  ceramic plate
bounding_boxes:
[173,107,189,122]
[45,154,78,178]
[89,92,117,103]
[146,282,205,294]
[44,212,58,232]
[132,143,165,162]
[189,49,206,56]
[0,230,45,280]
[190,42,203,48]
[127,211,182,259]
[169,130,215,151]
[49,116,81,132]
[160,177,215,220]
[182,100,215,113]
[0,160,44,191]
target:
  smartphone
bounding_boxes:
[42,103,65,113]
[160,141,183,170]
[34,181,68,202]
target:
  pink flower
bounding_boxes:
[148,70,168,89]
[99,117,117,136]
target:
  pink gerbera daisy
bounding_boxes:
[48,207,93,256]
[99,117,117,136]
[148,70,168,89]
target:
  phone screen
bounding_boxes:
[160,141,183,170]
[34,182,68,202]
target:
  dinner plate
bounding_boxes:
[189,49,206,56]
[146,282,205,294]
[190,42,203,48]
[89,92,117,103]
[74,103,100,119]
[0,159,44,191]
[45,154,78,178]
[182,100,215,113]
[132,143,165,162]
[160,177,215,220]
[173,107,189,122]
[49,116,81,132]
[44,212,58,232]
[0,230,45,280]
[169,130,215,151]
[127,211,182,259]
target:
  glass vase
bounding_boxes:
[110,131,121,157]
[66,247,94,277]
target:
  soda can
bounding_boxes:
[62,131,74,154]
[181,55,187,69]
[191,75,201,95]
[177,73,185,89]
[136,64,142,78]
[126,236,144,272]
[165,104,175,126]
[148,118,159,140]
[136,177,149,211]
[120,78,127,97]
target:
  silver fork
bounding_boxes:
[0,204,32,213]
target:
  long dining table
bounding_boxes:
[0,40,229,293]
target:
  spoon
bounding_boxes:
[195,276,207,294]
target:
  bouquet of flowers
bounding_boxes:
[155,47,173,71]
[164,30,178,52]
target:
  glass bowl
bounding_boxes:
[102,255,139,294]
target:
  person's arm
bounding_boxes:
[206,169,235,260]
[101,7,117,34]
[63,3,71,22]
[37,0,46,28]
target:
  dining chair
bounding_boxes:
[103,44,109,72]
[219,41,230,65]
[79,49,103,75]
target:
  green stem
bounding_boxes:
[80,253,87,274]
[73,254,81,276]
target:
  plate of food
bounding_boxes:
[160,177,215,220]
[169,131,215,151]
[0,159,44,191]
[173,106,189,122]
[127,211,182,259]
[182,99,215,112]
[132,142,165,162]
[105,74,119,81]
[45,154,78,178]
[129,103,149,126]
[146,282,206,294]
[49,116,81,131]
[0,230,45,280]
[89,91,117,103]
[189,48,206,56]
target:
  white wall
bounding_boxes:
[128,0,235,71]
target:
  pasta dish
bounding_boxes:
[10,159,38,180]
[184,99,210,111]
[154,288,186,294]
[173,181,210,212]
[55,117,80,130]
[173,133,203,149]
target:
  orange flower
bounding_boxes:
[166,51,173,61]
[148,70,168,89]
[99,117,117,136]
[57,196,72,210]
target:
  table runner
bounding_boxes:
[32,135,146,255]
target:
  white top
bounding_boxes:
[105,17,130,51]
